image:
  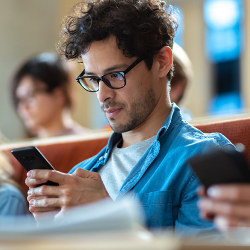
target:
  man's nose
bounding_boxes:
[97,80,114,103]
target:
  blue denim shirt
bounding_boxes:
[70,104,233,236]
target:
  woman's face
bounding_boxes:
[15,76,64,133]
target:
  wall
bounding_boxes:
[178,0,212,117]
[0,0,60,140]
[242,0,250,112]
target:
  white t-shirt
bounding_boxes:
[99,136,156,200]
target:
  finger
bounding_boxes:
[214,216,250,232]
[207,184,250,202]
[199,210,209,220]
[25,176,48,188]
[28,185,62,197]
[214,216,231,232]
[27,194,33,202]
[197,186,206,197]
[199,198,250,218]
[29,196,61,209]
[27,169,68,185]
[199,209,215,221]
[30,206,58,213]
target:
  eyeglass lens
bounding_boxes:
[17,89,48,106]
[80,72,125,91]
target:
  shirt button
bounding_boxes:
[99,156,103,161]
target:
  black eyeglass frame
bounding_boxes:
[76,56,145,92]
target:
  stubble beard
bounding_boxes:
[103,88,156,133]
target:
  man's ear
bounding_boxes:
[155,46,173,78]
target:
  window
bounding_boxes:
[204,0,244,115]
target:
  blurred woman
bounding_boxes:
[11,52,90,138]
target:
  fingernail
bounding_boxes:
[198,199,212,209]
[29,199,35,206]
[27,170,33,177]
[214,217,228,231]
[207,187,220,197]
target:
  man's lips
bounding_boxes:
[104,108,122,118]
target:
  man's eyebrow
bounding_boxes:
[85,63,128,76]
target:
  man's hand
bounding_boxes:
[198,185,250,232]
[26,168,110,220]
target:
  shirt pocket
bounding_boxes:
[139,190,174,228]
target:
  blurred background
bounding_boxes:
[0,0,250,141]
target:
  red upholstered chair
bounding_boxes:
[0,132,110,193]
[194,117,250,165]
[1,117,249,193]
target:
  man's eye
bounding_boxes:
[110,73,122,80]
[89,77,99,84]
[111,73,119,78]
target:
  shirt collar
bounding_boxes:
[156,103,183,139]
[106,103,183,150]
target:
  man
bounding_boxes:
[26,0,233,236]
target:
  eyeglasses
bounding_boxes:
[17,89,48,106]
[76,57,144,92]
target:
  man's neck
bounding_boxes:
[121,103,172,148]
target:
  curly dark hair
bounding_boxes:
[11,52,72,109]
[58,0,177,81]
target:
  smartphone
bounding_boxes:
[187,146,250,189]
[11,146,58,186]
